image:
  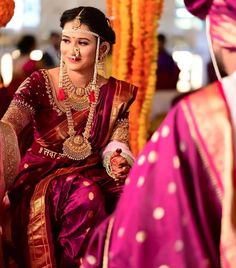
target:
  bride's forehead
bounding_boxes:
[63,21,90,31]
[62,22,98,39]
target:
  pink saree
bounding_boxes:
[83,81,235,268]
[0,69,137,268]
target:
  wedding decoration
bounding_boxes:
[106,0,164,155]
[0,0,15,27]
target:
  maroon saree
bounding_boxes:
[1,69,137,268]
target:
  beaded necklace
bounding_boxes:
[61,79,99,160]
[62,69,91,111]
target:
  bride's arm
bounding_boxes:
[0,77,35,200]
[101,118,135,180]
[0,120,20,204]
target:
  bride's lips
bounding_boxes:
[68,56,81,63]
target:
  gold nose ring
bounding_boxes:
[74,47,81,57]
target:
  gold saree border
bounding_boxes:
[181,83,232,202]
[108,81,136,134]
[27,166,87,268]
[182,83,236,267]
[102,217,114,268]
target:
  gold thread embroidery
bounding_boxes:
[181,101,222,202]
[42,69,64,116]
[28,167,89,267]
[2,102,32,136]
[110,119,129,145]
[187,84,231,199]
[181,86,226,202]
[102,217,114,268]
[0,121,20,188]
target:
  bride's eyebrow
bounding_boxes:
[62,35,91,41]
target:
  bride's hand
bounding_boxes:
[110,149,131,181]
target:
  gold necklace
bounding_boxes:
[62,70,91,111]
[62,80,99,160]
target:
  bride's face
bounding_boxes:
[60,22,97,73]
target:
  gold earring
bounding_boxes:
[97,56,106,77]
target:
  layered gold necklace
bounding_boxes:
[58,8,102,161]
[58,66,100,160]
[62,71,91,111]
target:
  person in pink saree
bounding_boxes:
[81,0,236,267]
[0,6,137,268]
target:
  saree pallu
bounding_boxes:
[1,69,137,268]
[83,81,235,268]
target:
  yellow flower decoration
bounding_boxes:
[106,0,164,156]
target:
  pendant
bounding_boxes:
[63,135,92,160]
[75,87,85,97]
[67,93,90,111]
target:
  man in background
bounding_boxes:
[82,0,236,267]
[156,33,180,90]
[3,35,43,112]
[42,31,61,68]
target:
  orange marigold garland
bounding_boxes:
[117,0,131,80]
[106,0,113,20]
[110,0,121,79]
[0,0,15,27]
[129,0,146,156]
[138,0,164,150]
[106,0,164,156]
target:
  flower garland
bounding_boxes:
[117,0,131,80]
[0,0,15,27]
[106,0,113,20]
[112,0,120,78]
[106,0,164,156]
[129,0,146,156]
[109,0,132,81]
[138,0,164,150]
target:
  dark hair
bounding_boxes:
[158,33,166,44]
[50,31,61,38]
[17,35,36,54]
[60,6,115,45]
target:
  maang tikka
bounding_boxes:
[72,8,84,30]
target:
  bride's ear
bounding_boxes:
[99,42,110,60]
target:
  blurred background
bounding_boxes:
[0,0,212,86]
[0,0,215,152]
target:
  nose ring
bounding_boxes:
[74,47,81,58]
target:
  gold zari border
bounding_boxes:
[182,83,236,267]
[0,121,20,188]
[28,166,92,267]
[182,83,231,201]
